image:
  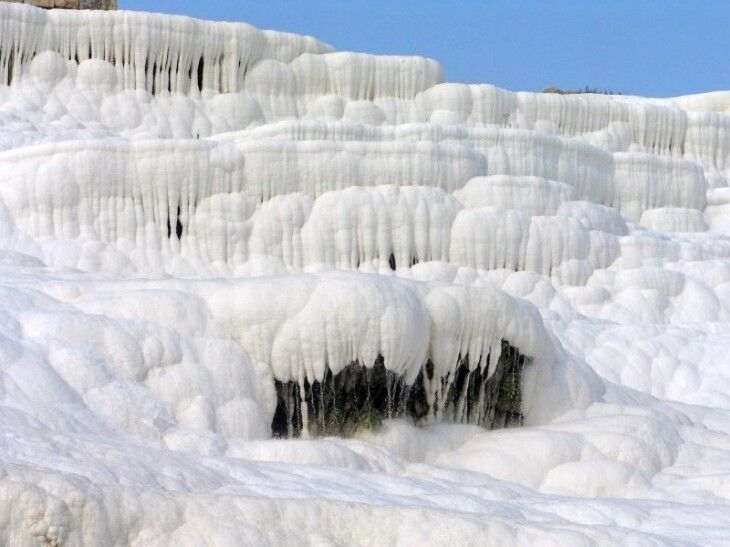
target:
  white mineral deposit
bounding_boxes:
[0,3,728,545]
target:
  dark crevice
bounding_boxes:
[4,49,14,86]
[176,208,183,239]
[167,205,183,240]
[217,54,224,93]
[151,61,157,96]
[197,57,204,91]
[388,253,396,270]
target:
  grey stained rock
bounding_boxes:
[2,0,116,9]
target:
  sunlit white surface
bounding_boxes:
[1,3,730,545]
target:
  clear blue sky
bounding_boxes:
[121,0,729,97]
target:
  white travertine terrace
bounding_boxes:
[1,3,730,545]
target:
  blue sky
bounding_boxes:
[121,0,729,97]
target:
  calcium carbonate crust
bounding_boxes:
[0,3,730,546]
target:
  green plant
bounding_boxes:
[357,408,383,432]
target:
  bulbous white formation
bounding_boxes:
[0,3,730,546]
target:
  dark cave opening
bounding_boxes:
[272,341,527,438]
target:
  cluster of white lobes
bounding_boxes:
[1,3,730,545]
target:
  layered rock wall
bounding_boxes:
[2,0,116,9]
